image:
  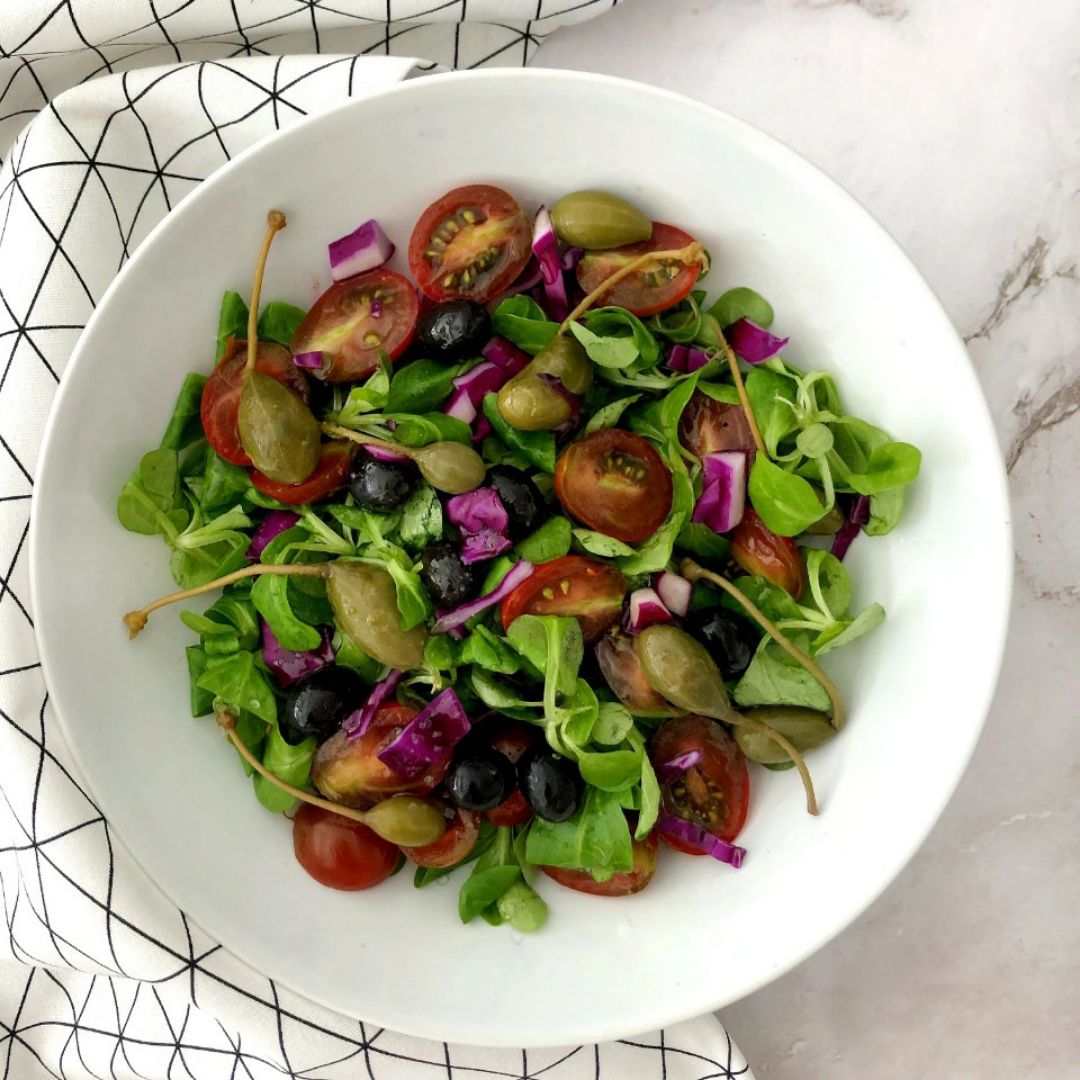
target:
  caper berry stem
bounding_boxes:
[122,562,327,638]
[714,331,766,456]
[728,713,819,816]
[680,558,847,729]
[559,242,706,333]
[216,709,445,845]
[244,210,287,376]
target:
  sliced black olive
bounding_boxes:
[517,747,583,822]
[686,609,759,680]
[487,464,544,537]
[446,749,515,811]
[347,449,416,512]
[416,299,491,361]
[418,541,481,609]
[281,666,366,745]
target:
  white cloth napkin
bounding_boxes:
[0,2,753,1077]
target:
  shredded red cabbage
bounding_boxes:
[482,337,529,376]
[364,444,411,463]
[831,495,872,560]
[328,219,395,281]
[433,559,534,634]
[622,588,673,635]
[447,487,508,534]
[653,571,691,616]
[655,749,702,783]
[533,206,570,321]
[260,619,335,687]
[692,451,747,534]
[666,344,711,373]
[293,351,324,371]
[460,528,512,565]
[343,668,402,740]
[247,510,300,558]
[726,318,789,365]
[376,687,471,780]
[656,810,746,867]
[472,416,492,443]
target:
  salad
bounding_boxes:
[118,184,921,931]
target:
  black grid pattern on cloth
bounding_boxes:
[0,1,752,1076]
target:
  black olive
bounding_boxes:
[687,609,759,679]
[347,449,416,512]
[446,749,515,811]
[487,465,545,537]
[416,300,491,362]
[418,541,481,609]
[518,747,583,822]
[280,666,366,745]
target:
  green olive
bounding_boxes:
[360,795,446,846]
[634,624,739,723]
[735,707,836,764]
[496,374,573,431]
[803,503,845,536]
[531,335,593,395]
[326,562,428,669]
[550,190,652,251]
[238,371,320,483]
[412,440,486,494]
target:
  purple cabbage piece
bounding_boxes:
[461,528,512,565]
[343,668,402,740]
[260,619,335,687]
[328,218,395,281]
[432,560,535,634]
[453,360,508,404]
[376,687,471,780]
[482,336,529,376]
[446,487,509,535]
[692,451,747,534]
[726,318,789,365]
[365,444,411,463]
[472,416,493,443]
[248,510,300,559]
[831,495,872,561]
[293,351,324,371]
[666,345,711,373]
[656,810,746,868]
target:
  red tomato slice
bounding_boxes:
[292,804,399,890]
[249,441,353,505]
[576,222,702,317]
[649,715,749,855]
[595,628,676,717]
[501,555,626,644]
[200,338,310,465]
[554,429,673,543]
[290,269,418,383]
[678,390,757,460]
[311,703,447,809]
[541,833,658,896]
[406,805,481,868]
[408,185,531,304]
[730,508,806,599]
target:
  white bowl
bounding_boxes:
[30,69,1011,1047]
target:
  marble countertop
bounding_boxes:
[540,2,1078,1076]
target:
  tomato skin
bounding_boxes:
[554,430,673,544]
[290,269,418,383]
[408,185,531,304]
[486,789,532,828]
[292,804,399,890]
[730,508,806,598]
[311,703,447,809]
[501,555,627,644]
[200,339,309,465]
[541,833,658,896]
[249,441,353,505]
[405,805,481,868]
[679,390,756,460]
[595,628,675,717]
[576,223,701,317]
[650,715,749,855]
[479,722,538,826]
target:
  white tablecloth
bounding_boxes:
[0,2,751,1076]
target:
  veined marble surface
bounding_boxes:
[540,1,1078,1077]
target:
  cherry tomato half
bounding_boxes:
[576,222,702,317]
[501,555,626,644]
[649,715,749,856]
[249,441,353,505]
[405,805,481,868]
[311,703,448,809]
[290,269,418,383]
[200,338,310,465]
[730,508,806,599]
[595,628,675,717]
[408,185,531,304]
[541,832,658,896]
[483,721,540,827]
[292,804,399,890]
[678,390,757,460]
[554,429,673,543]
